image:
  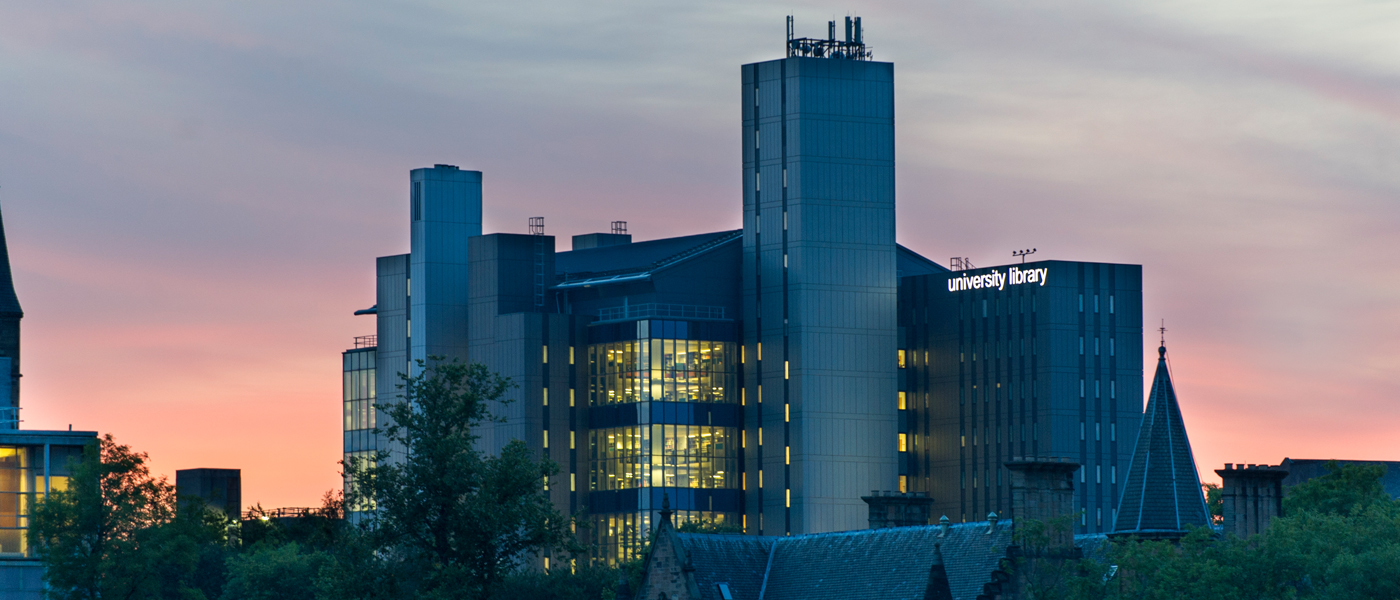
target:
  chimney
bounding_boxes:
[1215,463,1288,538]
[861,490,934,529]
[1005,458,1080,546]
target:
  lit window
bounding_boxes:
[898,391,907,410]
[785,446,790,465]
[542,345,548,363]
[897,350,906,369]
[898,434,908,452]
[786,489,791,508]
[899,476,908,493]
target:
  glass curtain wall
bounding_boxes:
[586,320,741,563]
[342,348,377,516]
[343,350,376,433]
[0,444,79,557]
[590,339,734,405]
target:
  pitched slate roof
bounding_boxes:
[0,204,22,317]
[1112,344,1210,538]
[669,521,1012,600]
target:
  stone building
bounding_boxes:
[632,458,1088,600]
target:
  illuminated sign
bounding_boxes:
[947,266,1048,292]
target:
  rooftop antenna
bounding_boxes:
[611,221,627,235]
[1012,248,1037,263]
[528,216,544,235]
[787,15,794,54]
[785,15,872,60]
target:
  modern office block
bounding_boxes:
[0,429,97,596]
[899,261,1144,534]
[175,468,243,518]
[741,37,899,536]
[342,18,1174,560]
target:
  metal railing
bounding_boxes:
[596,303,727,322]
[243,507,320,521]
[354,335,377,348]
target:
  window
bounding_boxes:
[1080,380,1085,398]
[1080,422,1085,441]
[1079,294,1084,312]
[1095,423,1101,441]
[1094,338,1100,356]
[1109,295,1115,314]
[897,350,906,369]
[899,476,908,493]
[1096,466,1101,483]
[412,182,422,220]
[1111,423,1117,442]
[1110,339,1115,356]
[898,392,907,410]
[1079,337,1084,355]
[542,345,548,363]
[898,434,908,452]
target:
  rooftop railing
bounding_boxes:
[596,303,727,322]
[354,335,377,348]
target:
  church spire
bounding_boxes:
[0,203,23,318]
[1111,340,1209,539]
[0,201,21,429]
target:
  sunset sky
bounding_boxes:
[1,1,1397,509]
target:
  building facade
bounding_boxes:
[341,18,1153,557]
[900,261,1144,534]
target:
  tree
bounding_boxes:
[220,542,331,600]
[1284,461,1390,516]
[1202,483,1223,525]
[28,434,227,600]
[346,358,580,599]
